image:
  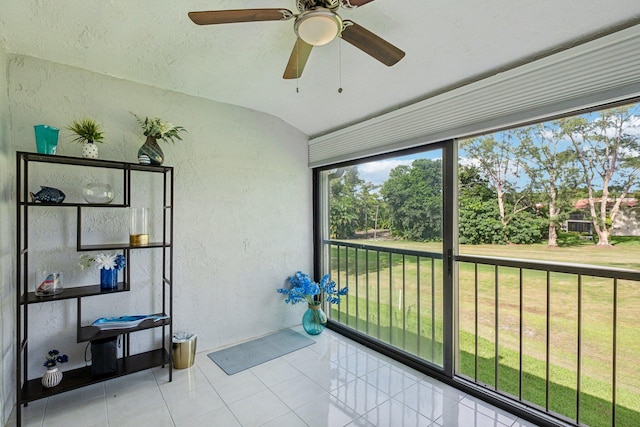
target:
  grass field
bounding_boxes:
[328,236,640,426]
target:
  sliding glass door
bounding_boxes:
[315,142,453,372]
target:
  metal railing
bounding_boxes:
[325,239,445,367]
[456,254,640,427]
[324,239,640,427]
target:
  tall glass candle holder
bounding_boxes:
[130,207,149,246]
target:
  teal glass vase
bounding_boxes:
[34,124,59,155]
[302,303,327,335]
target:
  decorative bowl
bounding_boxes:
[82,183,114,204]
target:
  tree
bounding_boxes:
[460,132,532,242]
[357,181,384,238]
[458,165,503,244]
[516,123,579,246]
[559,106,640,246]
[458,164,546,244]
[328,167,386,239]
[381,159,442,241]
[329,167,362,238]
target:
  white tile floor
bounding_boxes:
[6,328,541,427]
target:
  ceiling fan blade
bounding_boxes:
[340,20,405,66]
[341,0,376,8]
[283,38,313,79]
[188,9,294,25]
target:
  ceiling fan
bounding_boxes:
[188,0,405,79]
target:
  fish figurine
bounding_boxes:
[29,186,66,203]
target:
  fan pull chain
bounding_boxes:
[296,40,300,93]
[338,39,343,93]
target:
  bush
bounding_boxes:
[459,199,505,244]
[504,215,547,244]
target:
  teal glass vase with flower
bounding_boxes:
[277,271,348,335]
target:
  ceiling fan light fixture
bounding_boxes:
[295,9,343,46]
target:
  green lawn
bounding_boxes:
[328,237,640,426]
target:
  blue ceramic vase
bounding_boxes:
[100,268,118,290]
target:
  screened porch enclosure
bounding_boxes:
[323,240,640,427]
[315,102,640,426]
[310,26,640,426]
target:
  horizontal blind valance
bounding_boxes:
[308,24,640,168]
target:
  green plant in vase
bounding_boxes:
[132,113,186,166]
[67,118,105,159]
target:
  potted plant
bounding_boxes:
[132,113,186,165]
[67,118,105,159]
[277,271,348,335]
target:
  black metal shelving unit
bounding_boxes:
[15,151,174,426]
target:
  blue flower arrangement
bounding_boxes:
[112,254,126,270]
[277,271,348,305]
[44,349,68,368]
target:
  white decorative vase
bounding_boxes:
[41,367,63,388]
[82,141,99,159]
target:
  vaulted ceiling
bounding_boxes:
[2,1,640,137]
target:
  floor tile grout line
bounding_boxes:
[258,369,317,425]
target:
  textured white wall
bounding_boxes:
[2,54,312,419]
[0,44,15,427]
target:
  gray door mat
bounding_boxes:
[207,328,315,375]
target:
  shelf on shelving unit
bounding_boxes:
[78,313,170,342]
[18,151,171,173]
[22,282,129,305]
[77,242,170,252]
[20,349,170,403]
[24,202,130,208]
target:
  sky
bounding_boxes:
[357,151,442,185]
